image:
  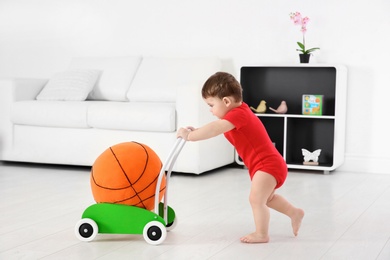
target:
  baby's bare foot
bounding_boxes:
[240,233,269,243]
[292,208,305,236]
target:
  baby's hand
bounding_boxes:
[177,127,193,140]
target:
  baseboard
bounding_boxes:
[338,153,390,174]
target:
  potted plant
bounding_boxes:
[290,12,320,63]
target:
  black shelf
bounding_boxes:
[238,65,346,172]
[260,116,284,156]
[286,118,334,166]
[241,66,337,116]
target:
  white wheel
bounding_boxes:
[166,217,177,232]
[75,218,98,242]
[143,221,167,245]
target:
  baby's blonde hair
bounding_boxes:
[202,72,243,102]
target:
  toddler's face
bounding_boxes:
[204,96,230,119]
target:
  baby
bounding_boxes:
[177,72,304,243]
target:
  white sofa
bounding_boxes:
[0,56,234,174]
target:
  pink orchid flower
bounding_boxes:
[290,12,319,54]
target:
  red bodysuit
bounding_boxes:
[223,102,287,189]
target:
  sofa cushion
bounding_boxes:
[69,56,141,101]
[87,102,176,132]
[11,101,90,128]
[126,57,221,102]
[36,69,101,101]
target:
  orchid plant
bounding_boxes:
[290,12,320,55]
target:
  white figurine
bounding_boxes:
[302,149,321,165]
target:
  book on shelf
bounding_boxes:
[302,94,323,115]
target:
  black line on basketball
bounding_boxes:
[110,144,147,208]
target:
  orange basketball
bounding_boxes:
[90,142,165,210]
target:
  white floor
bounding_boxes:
[1,162,390,260]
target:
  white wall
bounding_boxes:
[0,0,389,174]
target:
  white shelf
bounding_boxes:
[255,113,335,119]
[286,164,332,174]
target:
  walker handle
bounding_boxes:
[154,137,186,222]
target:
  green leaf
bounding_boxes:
[297,42,305,50]
[305,47,320,54]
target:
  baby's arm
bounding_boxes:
[177,119,235,141]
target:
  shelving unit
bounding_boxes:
[236,64,348,173]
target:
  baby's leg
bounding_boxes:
[240,171,276,243]
[267,193,304,236]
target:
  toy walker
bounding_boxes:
[75,138,186,245]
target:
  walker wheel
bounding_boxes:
[75,218,98,242]
[143,221,167,245]
[166,217,178,231]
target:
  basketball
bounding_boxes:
[90,142,165,210]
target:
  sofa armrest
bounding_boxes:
[0,78,48,159]
[2,78,48,101]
